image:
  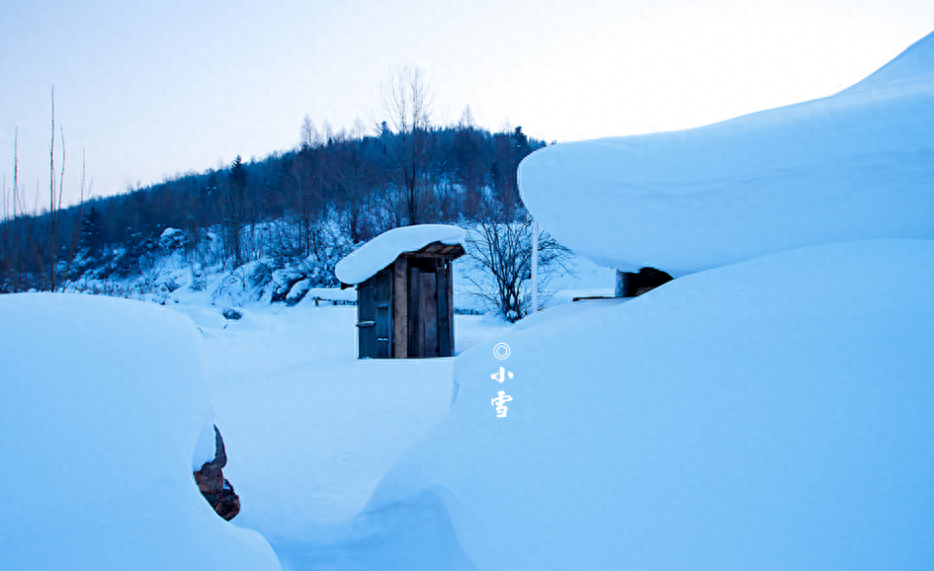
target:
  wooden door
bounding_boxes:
[407,258,446,358]
[357,269,393,358]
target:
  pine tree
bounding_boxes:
[224,155,248,267]
[79,206,104,256]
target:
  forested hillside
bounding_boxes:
[0,118,547,300]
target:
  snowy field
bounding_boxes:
[182,300,510,539]
[0,291,515,570]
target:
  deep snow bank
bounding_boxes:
[0,294,280,571]
[518,32,934,275]
[365,239,934,570]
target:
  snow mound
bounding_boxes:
[365,239,934,570]
[843,30,934,94]
[335,224,465,285]
[0,294,280,571]
[518,31,934,275]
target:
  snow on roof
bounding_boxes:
[518,31,934,276]
[335,224,466,285]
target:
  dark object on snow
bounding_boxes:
[221,308,243,320]
[615,267,674,297]
[344,241,465,359]
[193,425,241,521]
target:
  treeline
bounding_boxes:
[0,119,546,294]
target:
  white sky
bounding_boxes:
[2,0,933,209]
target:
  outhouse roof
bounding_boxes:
[335,224,466,285]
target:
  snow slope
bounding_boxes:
[172,300,509,555]
[518,31,934,275]
[335,224,465,285]
[362,239,934,570]
[0,294,280,571]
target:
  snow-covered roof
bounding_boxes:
[335,224,466,285]
[518,31,934,276]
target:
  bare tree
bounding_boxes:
[10,89,91,292]
[383,66,433,226]
[0,131,19,292]
[464,214,573,322]
[300,115,322,150]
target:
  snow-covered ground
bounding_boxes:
[0,294,281,571]
[4,29,934,571]
[0,290,517,570]
[186,300,510,541]
[361,239,934,570]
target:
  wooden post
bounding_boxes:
[392,257,408,358]
[447,261,454,354]
[531,219,539,313]
[437,260,452,357]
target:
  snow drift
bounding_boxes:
[0,294,280,571]
[518,31,934,275]
[364,239,934,570]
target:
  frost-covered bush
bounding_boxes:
[463,218,572,322]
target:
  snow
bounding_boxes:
[6,30,934,571]
[360,239,934,570]
[518,31,934,276]
[334,224,466,285]
[192,302,509,545]
[0,294,281,571]
[285,278,311,303]
[193,420,219,470]
[304,286,358,303]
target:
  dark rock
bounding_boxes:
[221,308,243,320]
[193,425,241,521]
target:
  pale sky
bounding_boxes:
[2,0,933,209]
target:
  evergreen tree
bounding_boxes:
[223,155,248,267]
[79,206,104,256]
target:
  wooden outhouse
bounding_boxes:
[335,225,466,359]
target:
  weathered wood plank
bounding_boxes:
[375,270,392,358]
[392,257,407,358]
[357,278,378,358]
[422,271,438,357]
[408,266,421,358]
[401,244,465,260]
